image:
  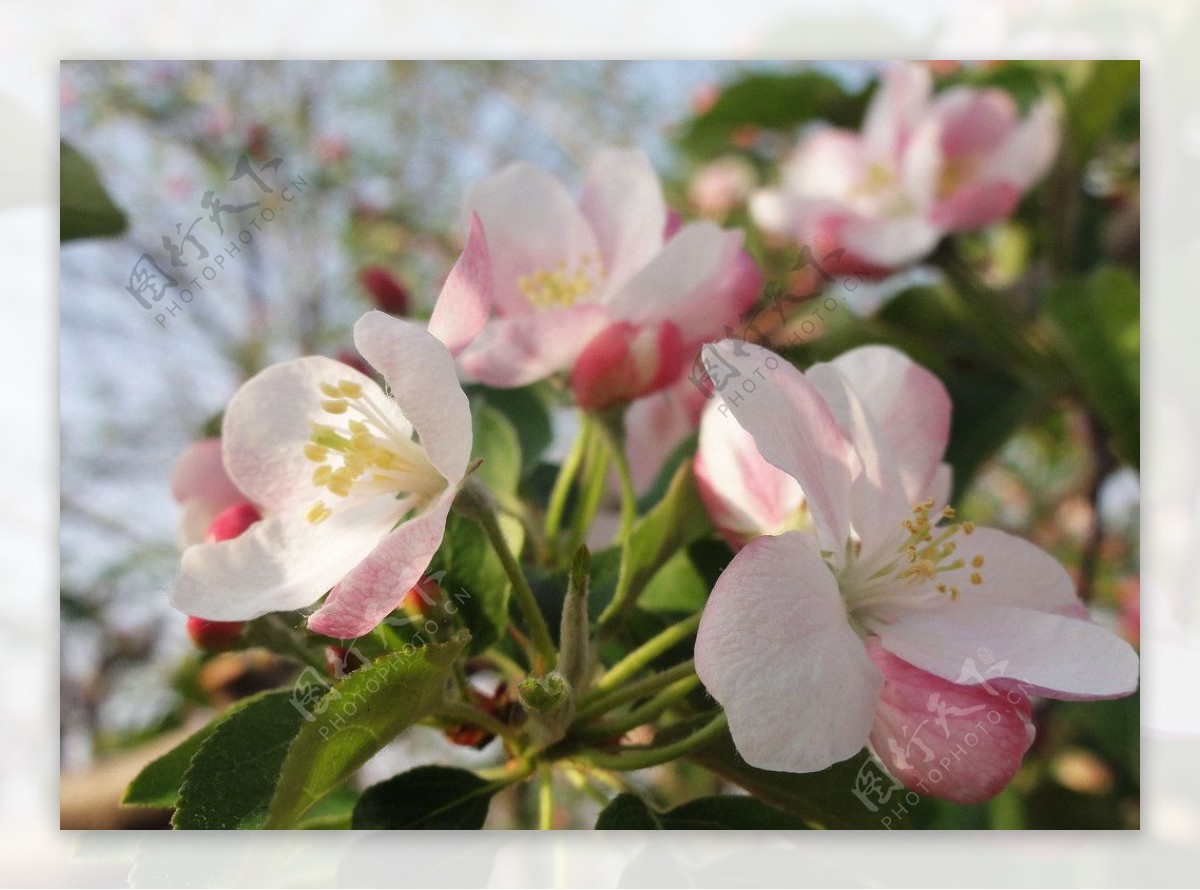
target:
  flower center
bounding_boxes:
[840,499,985,618]
[518,254,602,310]
[302,378,441,524]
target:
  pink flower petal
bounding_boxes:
[427,213,493,357]
[930,180,1021,231]
[862,62,933,163]
[604,222,749,344]
[702,340,854,551]
[466,162,600,314]
[826,345,952,503]
[931,87,1019,158]
[623,372,708,492]
[353,312,472,486]
[458,303,611,388]
[866,638,1035,805]
[694,396,805,545]
[307,489,456,639]
[171,438,243,508]
[578,147,667,293]
[696,531,882,772]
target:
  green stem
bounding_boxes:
[594,411,637,542]
[457,478,558,673]
[544,413,591,554]
[565,427,610,557]
[475,758,535,784]
[593,613,701,693]
[538,765,555,830]
[573,659,697,724]
[576,712,728,772]
[575,674,700,742]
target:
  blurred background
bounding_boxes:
[59,60,1140,830]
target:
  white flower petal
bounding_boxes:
[874,603,1139,701]
[696,531,882,772]
[222,356,406,515]
[353,312,472,486]
[170,496,407,621]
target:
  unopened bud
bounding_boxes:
[205,501,261,543]
[186,616,244,651]
[359,266,409,315]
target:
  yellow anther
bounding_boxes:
[306,501,332,524]
[971,555,985,568]
[962,521,976,535]
[950,587,960,601]
[304,443,328,463]
[319,382,342,399]
[338,379,363,399]
[322,399,349,415]
[936,583,947,593]
[349,419,369,435]
[312,465,333,485]
[942,506,956,518]
[970,572,983,585]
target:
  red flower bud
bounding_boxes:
[186,616,244,651]
[205,501,262,543]
[359,266,409,316]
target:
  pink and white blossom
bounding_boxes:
[693,341,1138,803]
[170,229,492,639]
[750,62,1060,274]
[434,148,761,409]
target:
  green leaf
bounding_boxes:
[352,766,496,829]
[173,687,321,829]
[942,367,1042,503]
[124,692,281,809]
[595,792,808,829]
[263,633,469,828]
[599,461,712,626]
[595,793,661,829]
[1045,265,1139,465]
[60,139,127,241]
[1068,60,1139,162]
[639,538,732,614]
[426,404,524,653]
[469,403,522,496]
[432,513,511,653]
[687,728,908,829]
[465,383,554,475]
[678,71,869,161]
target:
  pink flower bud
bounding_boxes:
[571,321,685,412]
